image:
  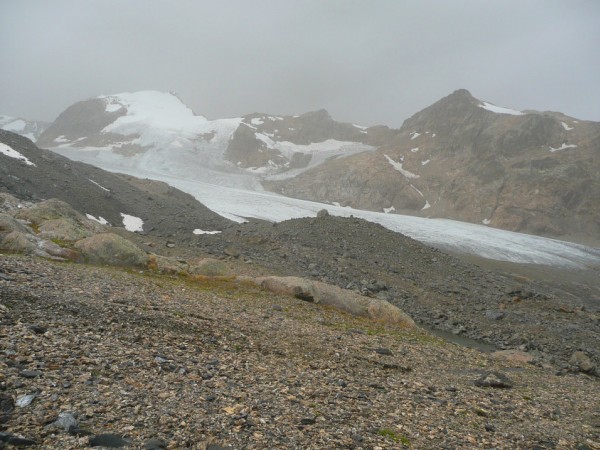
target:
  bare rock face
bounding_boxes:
[265,89,600,243]
[74,233,148,267]
[252,276,416,329]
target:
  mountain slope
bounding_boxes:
[36,91,384,188]
[0,115,48,141]
[264,89,600,243]
[0,130,231,238]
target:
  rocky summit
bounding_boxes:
[264,89,600,244]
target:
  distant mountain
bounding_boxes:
[23,88,600,243]
[264,89,600,243]
[36,91,383,189]
[0,130,232,238]
[0,115,48,141]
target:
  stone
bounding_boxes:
[224,246,241,258]
[485,310,505,321]
[89,433,131,447]
[0,394,14,423]
[474,372,514,389]
[19,370,42,379]
[375,348,393,356]
[569,351,595,373]
[75,233,148,267]
[253,276,416,329]
[144,438,167,449]
[0,432,37,447]
[491,349,534,364]
[28,324,47,334]
[15,393,37,407]
[53,411,79,432]
[316,209,329,218]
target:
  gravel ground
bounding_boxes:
[189,215,600,372]
[1,254,599,449]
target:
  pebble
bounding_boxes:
[89,433,131,447]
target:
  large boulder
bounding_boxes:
[253,276,416,328]
[15,198,105,236]
[38,218,95,242]
[0,213,31,236]
[74,233,148,267]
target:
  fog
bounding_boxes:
[1,0,598,126]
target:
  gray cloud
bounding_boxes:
[1,0,598,126]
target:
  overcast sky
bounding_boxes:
[1,0,599,126]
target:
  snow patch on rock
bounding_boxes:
[384,154,420,179]
[0,142,36,166]
[120,213,144,232]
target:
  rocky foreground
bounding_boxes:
[1,255,599,449]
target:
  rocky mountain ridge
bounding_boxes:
[265,89,600,243]
[0,130,231,239]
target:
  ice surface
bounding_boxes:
[0,142,36,166]
[120,213,144,232]
[384,154,420,179]
[478,102,524,116]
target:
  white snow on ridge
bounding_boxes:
[479,102,524,116]
[410,131,421,140]
[120,213,144,232]
[561,121,574,131]
[0,142,36,166]
[250,117,264,126]
[384,154,420,179]
[193,229,222,235]
[86,214,110,225]
[421,159,431,166]
[89,179,110,192]
[549,143,577,152]
[1,119,26,132]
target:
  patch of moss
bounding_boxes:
[378,428,410,446]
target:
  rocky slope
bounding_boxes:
[0,130,231,239]
[1,255,599,449]
[265,89,600,243]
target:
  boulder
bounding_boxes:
[15,198,105,234]
[75,233,148,267]
[569,351,596,374]
[253,276,416,328]
[0,213,32,236]
[38,218,94,242]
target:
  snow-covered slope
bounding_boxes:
[0,115,48,141]
[38,91,380,190]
